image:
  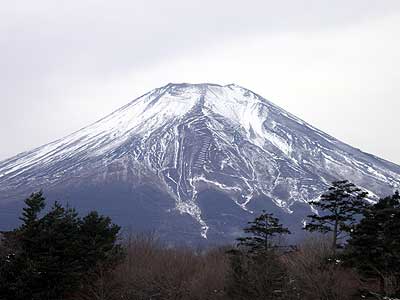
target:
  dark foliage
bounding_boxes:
[0,192,122,300]
[226,211,292,300]
[236,210,291,254]
[347,191,400,297]
[304,180,368,251]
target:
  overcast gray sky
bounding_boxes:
[1,0,400,163]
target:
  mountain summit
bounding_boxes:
[1,83,399,242]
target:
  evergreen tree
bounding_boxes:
[26,202,84,299]
[237,210,291,254]
[347,191,400,296]
[0,193,122,300]
[19,191,45,226]
[227,211,291,299]
[304,180,368,251]
[79,211,123,270]
[0,192,47,300]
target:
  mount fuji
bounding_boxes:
[1,83,399,244]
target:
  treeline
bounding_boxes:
[0,180,399,300]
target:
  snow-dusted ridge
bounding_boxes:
[1,83,400,239]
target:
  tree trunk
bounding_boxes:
[332,219,338,252]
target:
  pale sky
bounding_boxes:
[1,1,400,163]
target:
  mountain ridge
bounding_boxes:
[1,83,399,242]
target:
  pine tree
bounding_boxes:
[19,191,45,226]
[79,211,122,270]
[237,211,291,254]
[227,211,291,299]
[28,201,83,299]
[347,191,400,296]
[0,192,122,300]
[304,180,368,251]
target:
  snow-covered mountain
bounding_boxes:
[1,83,399,243]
